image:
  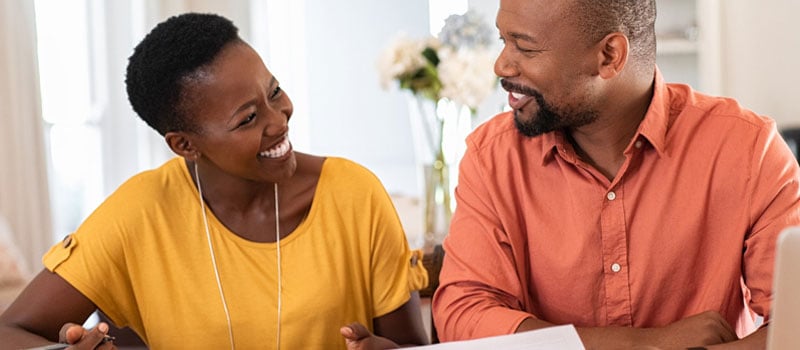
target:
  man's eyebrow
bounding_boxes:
[509,32,538,43]
[497,22,540,44]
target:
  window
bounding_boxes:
[34,0,171,243]
[34,0,104,242]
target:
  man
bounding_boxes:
[432,0,800,349]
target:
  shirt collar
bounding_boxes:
[635,67,670,158]
[540,131,560,165]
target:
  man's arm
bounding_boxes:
[432,143,536,341]
[707,326,767,349]
[517,311,741,349]
[741,122,800,325]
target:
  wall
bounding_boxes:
[303,0,431,196]
[720,0,800,128]
[300,0,507,197]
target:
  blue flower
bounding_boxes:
[438,10,494,50]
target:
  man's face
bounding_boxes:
[495,0,602,137]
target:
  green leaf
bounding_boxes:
[421,47,440,66]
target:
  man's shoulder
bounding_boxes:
[674,85,774,129]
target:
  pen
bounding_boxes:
[25,334,116,350]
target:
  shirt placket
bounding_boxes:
[600,183,632,326]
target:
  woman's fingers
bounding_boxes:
[340,322,371,341]
[58,323,84,344]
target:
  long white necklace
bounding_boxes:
[194,162,282,350]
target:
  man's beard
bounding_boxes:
[501,79,598,137]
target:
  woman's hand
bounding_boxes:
[59,322,116,349]
[340,322,400,350]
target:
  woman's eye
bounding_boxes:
[238,113,256,127]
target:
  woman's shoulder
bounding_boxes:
[319,156,382,186]
[74,157,191,237]
[115,157,189,196]
[293,154,388,202]
[93,157,191,216]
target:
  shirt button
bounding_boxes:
[611,263,621,272]
[607,191,616,201]
[634,140,643,149]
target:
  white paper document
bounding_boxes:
[406,324,585,350]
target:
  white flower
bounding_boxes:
[375,11,498,109]
[437,48,497,110]
[376,34,436,90]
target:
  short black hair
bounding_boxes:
[125,13,240,135]
[572,0,657,70]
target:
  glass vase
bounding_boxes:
[422,156,452,251]
[408,96,471,251]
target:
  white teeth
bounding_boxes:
[259,138,291,158]
[511,92,526,99]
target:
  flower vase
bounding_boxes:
[422,155,452,251]
[408,97,471,251]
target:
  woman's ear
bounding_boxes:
[595,32,629,79]
[165,132,201,161]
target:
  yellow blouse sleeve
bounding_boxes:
[408,248,429,291]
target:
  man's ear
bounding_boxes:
[165,131,201,161]
[595,32,629,79]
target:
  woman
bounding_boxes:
[0,13,428,349]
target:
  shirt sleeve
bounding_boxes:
[432,139,535,341]
[743,121,800,321]
[42,191,139,329]
[367,171,428,317]
[407,248,428,292]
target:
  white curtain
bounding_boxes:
[0,0,53,272]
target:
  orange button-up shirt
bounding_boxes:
[432,71,800,341]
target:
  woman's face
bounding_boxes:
[180,41,297,183]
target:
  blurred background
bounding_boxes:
[1,0,799,274]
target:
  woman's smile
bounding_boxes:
[258,136,292,159]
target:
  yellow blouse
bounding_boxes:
[44,157,427,349]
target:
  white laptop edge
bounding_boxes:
[766,226,800,350]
